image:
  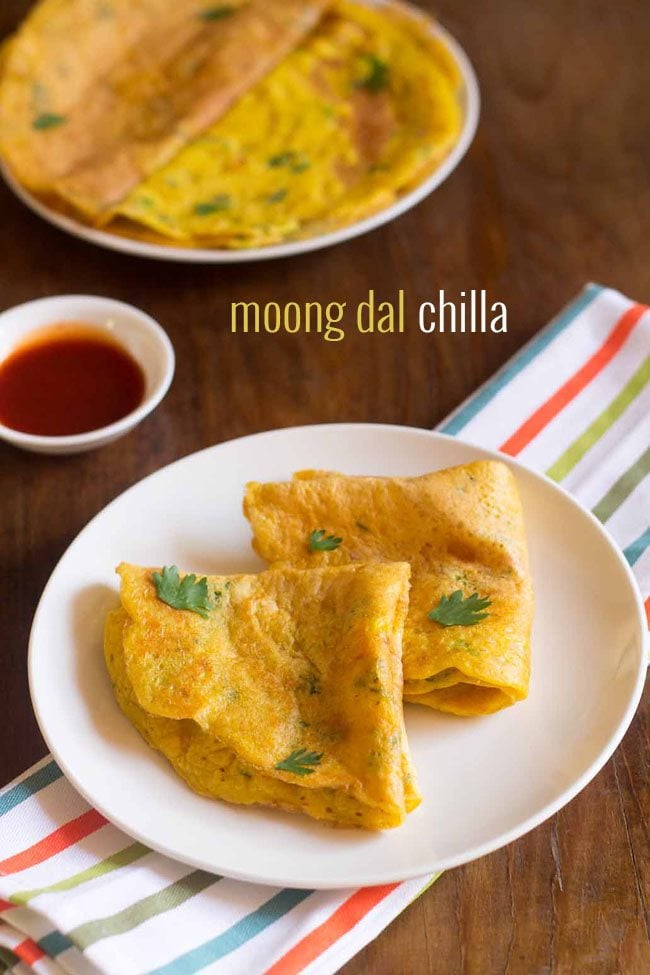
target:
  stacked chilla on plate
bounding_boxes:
[106,460,534,830]
[0,0,465,249]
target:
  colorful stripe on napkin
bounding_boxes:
[441,283,649,623]
[1,284,648,975]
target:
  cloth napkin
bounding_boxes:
[1,283,648,975]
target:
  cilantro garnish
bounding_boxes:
[33,113,67,131]
[268,152,311,173]
[309,529,342,552]
[267,188,288,204]
[200,5,236,21]
[194,194,231,216]
[355,54,390,93]
[275,749,323,776]
[428,591,492,627]
[268,152,294,168]
[152,565,213,618]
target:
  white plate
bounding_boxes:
[29,424,647,889]
[1,7,479,264]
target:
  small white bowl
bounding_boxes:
[0,295,175,455]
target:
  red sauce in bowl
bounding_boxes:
[0,323,145,436]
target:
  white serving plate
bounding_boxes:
[1,6,479,264]
[28,424,647,889]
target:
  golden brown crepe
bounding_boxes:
[112,0,464,247]
[0,0,464,248]
[0,0,330,220]
[105,561,421,829]
[244,462,534,716]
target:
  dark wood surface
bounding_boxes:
[1,1,649,972]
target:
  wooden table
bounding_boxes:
[1,1,648,972]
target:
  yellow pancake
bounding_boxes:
[0,0,330,220]
[106,561,420,829]
[244,462,534,716]
[112,0,463,246]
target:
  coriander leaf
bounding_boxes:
[309,529,342,552]
[428,590,492,628]
[200,5,236,21]
[268,152,295,168]
[194,194,231,216]
[355,54,390,93]
[33,112,67,131]
[152,565,213,618]
[267,188,288,204]
[267,152,310,173]
[275,748,323,776]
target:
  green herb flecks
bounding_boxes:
[428,591,492,628]
[355,54,390,93]
[200,5,236,21]
[268,151,311,173]
[194,194,231,216]
[299,672,321,696]
[450,637,480,657]
[33,112,67,131]
[152,565,213,618]
[268,152,293,168]
[275,748,323,776]
[267,188,288,204]
[359,662,389,700]
[309,529,342,552]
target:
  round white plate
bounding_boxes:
[29,424,647,889]
[1,7,479,264]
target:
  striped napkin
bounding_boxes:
[1,283,648,975]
